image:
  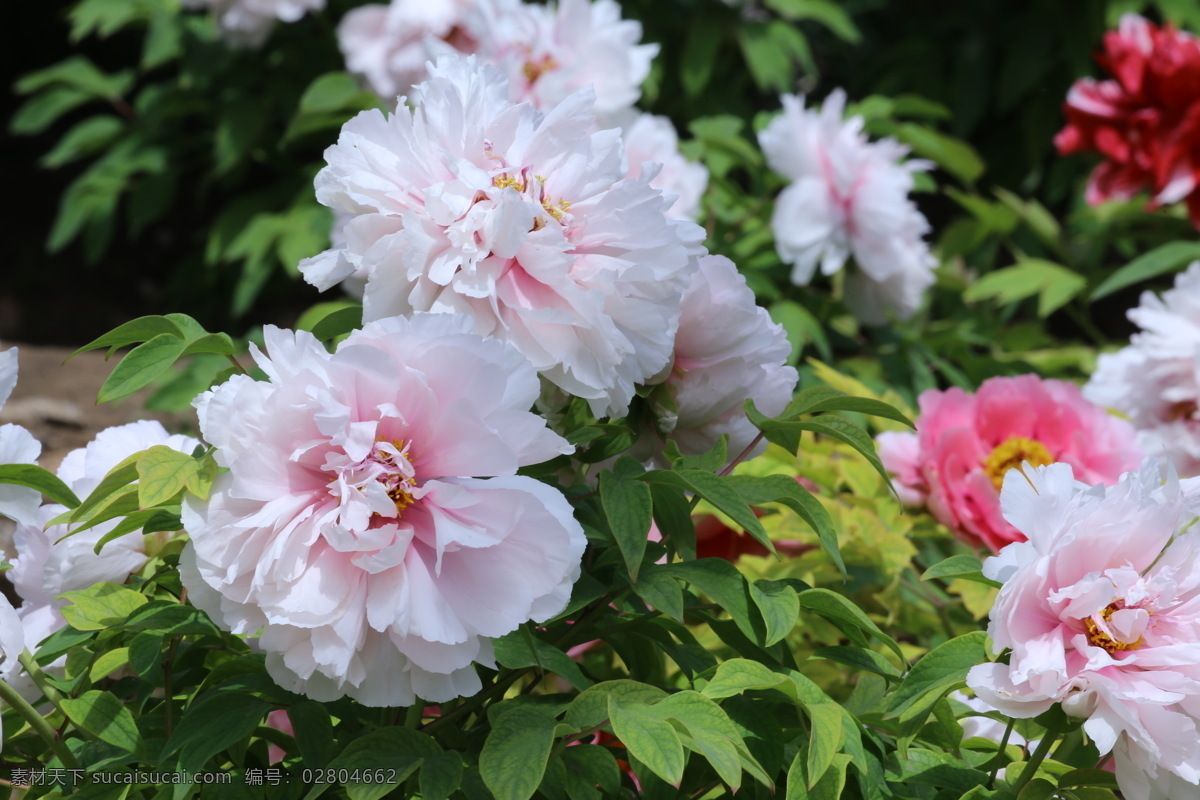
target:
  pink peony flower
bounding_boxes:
[1055,14,1200,227]
[645,254,797,463]
[878,375,1142,552]
[0,347,42,529]
[967,459,1200,799]
[1085,262,1200,477]
[181,0,324,47]
[757,89,937,324]
[300,55,703,417]
[180,315,586,706]
[338,0,479,102]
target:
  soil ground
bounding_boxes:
[1,342,195,472]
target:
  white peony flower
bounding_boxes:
[758,89,937,324]
[1085,262,1200,477]
[473,0,657,118]
[614,111,708,221]
[338,0,478,101]
[0,593,23,739]
[647,255,796,463]
[300,55,703,417]
[9,421,201,640]
[182,0,325,47]
[0,347,43,530]
[180,316,586,706]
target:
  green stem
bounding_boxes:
[986,717,1016,789]
[225,354,249,375]
[1008,722,1062,794]
[0,676,79,769]
[17,651,67,711]
[404,704,422,729]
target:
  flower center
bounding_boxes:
[1083,602,1146,654]
[373,439,418,514]
[982,436,1054,490]
[490,171,572,230]
[522,53,557,85]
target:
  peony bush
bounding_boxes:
[5,2,1200,800]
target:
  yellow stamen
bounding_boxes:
[1083,605,1143,654]
[982,436,1054,490]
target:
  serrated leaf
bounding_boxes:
[480,704,558,800]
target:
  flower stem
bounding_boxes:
[986,717,1016,789]
[1008,721,1061,794]
[0,675,79,769]
[17,651,67,711]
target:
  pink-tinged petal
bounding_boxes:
[181,314,585,707]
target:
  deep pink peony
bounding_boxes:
[878,375,1142,551]
[1055,14,1200,227]
[180,315,586,706]
[967,460,1200,799]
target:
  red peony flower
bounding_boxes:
[1055,14,1200,226]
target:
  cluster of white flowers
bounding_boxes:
[182,0,325,47]
[1085,262,1200,477]
[0,349,201,701]
[758,90,937,324]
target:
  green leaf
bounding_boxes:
[701,658,798,701]
[750,579,799,647]
[62,691,142,755]
[316,728,435,800]
[298,72,380,116]
[725,472,843,576]
[964,260,1086,317]
[641,470,769,553]
[922,554,1001,588]
[164,691,270,773]
[565,680,668,730]
[804,703,843,789]
[600,464,653,581]
[299,302,363,341]
[136,446,201,508]
[894,123,984,184]
[127,632,163,677]
[421,752,464,800]
[797,589,905,662]
[766,0,860,42]
[812,646,901,681]
[786,751,850,800]
[886,631,989,720]
[657,559,759,642]
[656,691,758,790]
[681,16,722,97]
[0,464,81,508]
[493,628,593,692]
[608,695,686,787]
[10,86,92,135]
[288,702,336,770]
[59,455,140,526]
[41,115,124,169]
[90,646,130,681]
[1091,241,1200,300]
[632,564,685,623]
[71,315,184,358]
[59,583,148,631]
[480,704,559,800]
[16,55,132,99]
[97,333,190,403]
[769,300,831,364]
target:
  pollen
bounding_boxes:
[982,436,1054,490]
[522,54,557,84]
[492,173,527,192]
[1083,604,1144,654]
